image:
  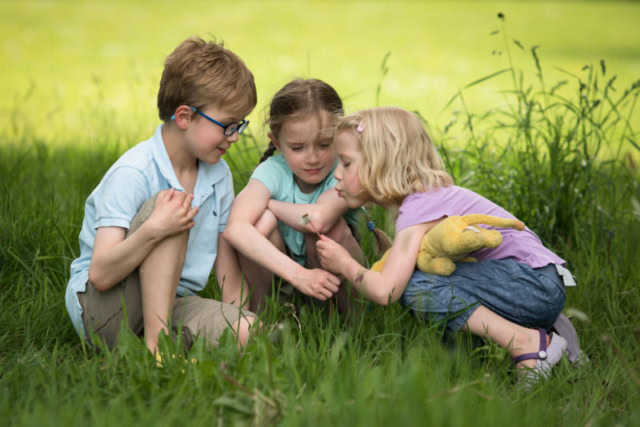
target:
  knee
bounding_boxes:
[232,316,260,349]
[325,218,352,243]
[254,209,278,237]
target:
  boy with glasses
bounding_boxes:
[65,37,258,355]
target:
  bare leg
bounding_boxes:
[231,316,259,351]
[306,218,365,314]
[464,305,550,369]
[139,230,188,353]
[237,209,287,313]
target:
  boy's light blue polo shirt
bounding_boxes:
[251,154,361,265]
[65,124,234,339]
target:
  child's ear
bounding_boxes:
[173,105,193,130]
[268,132,281,150]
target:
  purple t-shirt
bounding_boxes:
[396,185,565,268]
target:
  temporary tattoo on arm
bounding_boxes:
[355,268,367,283]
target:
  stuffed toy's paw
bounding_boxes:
[371,214,525,276]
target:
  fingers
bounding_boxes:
[316,271,340,295]
[181,192,194,209]
[187,206,199,221]
[328,273,341,287]
[156,188,172,204]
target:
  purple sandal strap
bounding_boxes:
[512,328,548,363]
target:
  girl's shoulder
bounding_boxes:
[402,185,471,205]
[397,186,486,231]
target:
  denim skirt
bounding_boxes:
[401,258,566,331]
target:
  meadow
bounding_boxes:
[1,1,640,426]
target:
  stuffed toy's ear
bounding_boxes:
[370,248,391,272]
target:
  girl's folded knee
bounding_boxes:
[325,218,351,242]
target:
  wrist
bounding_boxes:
[284,262,307,287]
[340,256,359,279]
[139,220,166,243]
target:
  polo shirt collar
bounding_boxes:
[151,124,228,196]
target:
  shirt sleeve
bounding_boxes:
[250,157,284,199]
[94,167,150,229]
[217,168,235,232]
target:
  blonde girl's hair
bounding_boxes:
[336,107,453,205]
[259,78,343,163]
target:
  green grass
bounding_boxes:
[2,1,640,426]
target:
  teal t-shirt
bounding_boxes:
[251,154,361,265]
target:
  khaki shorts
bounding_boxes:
[78,192,255,349]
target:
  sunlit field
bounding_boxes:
[1,1,640,426]
[2,0,639,142]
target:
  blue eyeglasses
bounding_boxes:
[171,106,249,136]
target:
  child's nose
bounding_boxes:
[307,152,320,164]
[226,132,240,143]
[334,164,343,181]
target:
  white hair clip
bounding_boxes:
[356,120,365,133]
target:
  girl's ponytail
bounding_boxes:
[258,141,277,164]
[367,220,393,257]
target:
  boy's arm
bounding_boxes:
[88,190,197,291]
[316,222,436,305]
[214,232,249,308]
[223,179,340,300]
[268,187,347,234]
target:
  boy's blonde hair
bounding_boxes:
[336,107,453,205]
[157,37,257,121]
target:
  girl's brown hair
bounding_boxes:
[259,79,343,163]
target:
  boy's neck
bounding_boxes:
[161,124,198,191]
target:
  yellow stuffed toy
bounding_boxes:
[371,214,525,276]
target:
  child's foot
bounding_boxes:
[513,328,567,388]
[551,313,589,366]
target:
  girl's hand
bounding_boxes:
[316,234,350,275]
[295,268,341,301]
[147,189,198,238]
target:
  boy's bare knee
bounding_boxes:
[232,316,259,349]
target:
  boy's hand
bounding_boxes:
[316,234,350,275]
[148,189,198,238]
[295,268,340,300]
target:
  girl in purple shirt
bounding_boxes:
[317,106,581,386]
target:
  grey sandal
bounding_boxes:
[551,313,589,365]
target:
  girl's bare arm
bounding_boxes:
[224,179,340,300]
[268,187,348,234]
[317,220,441,305]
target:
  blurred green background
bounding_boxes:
[1,0,639,144]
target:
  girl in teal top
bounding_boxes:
[224,79,365,314]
